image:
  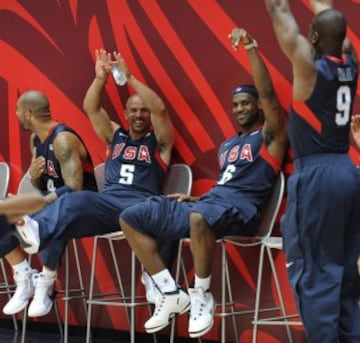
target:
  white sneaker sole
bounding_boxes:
[3,299,30,315]
[28,300,53,318]
[189,318,214,338]
[15,216,40,254]
[145,301,191,334]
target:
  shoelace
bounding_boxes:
[190,296,206,320]
[13,272,33,297]
[32,275,53,300]
[153,295,166,316]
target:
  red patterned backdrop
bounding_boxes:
[0,1,359,342]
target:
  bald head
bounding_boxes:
[125,94,144,109]
[311,9,347,53]
[17,90,51,117]
[124,93,152,137]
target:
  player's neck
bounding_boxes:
[33,120,58,143]
[128,129,148,141]
[240,123,263,136]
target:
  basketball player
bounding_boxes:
[119,29,287,337]
[265,0,360,341]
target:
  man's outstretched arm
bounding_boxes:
[113,52,174,165]
[264,0,316,101]
[83,49,119,145]
[229,28,287,161]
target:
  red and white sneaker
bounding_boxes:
[15,215,40,254]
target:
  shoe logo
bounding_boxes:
[285,261,294,268]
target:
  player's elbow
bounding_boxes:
[258,85,275,100]
[82,99,92,116]
[151,98,167,116]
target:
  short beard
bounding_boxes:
[241,111,262,131]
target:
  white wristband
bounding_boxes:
[27,170,34,180]
[244,39,258,50]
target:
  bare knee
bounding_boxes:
[190,212,208,237]
[119,217,131,236]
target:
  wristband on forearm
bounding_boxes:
[27,170,38,180]
[54,185,72,198]
[244,39,258,50]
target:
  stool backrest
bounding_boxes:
[94,162,193,196]
[0,162,10,198]
[256,170,285,238]
[17,172,40,195]
[162,163,193,195]
[94,162,106,192]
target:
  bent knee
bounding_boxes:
[119,216,130,234]
[189,212,208,234]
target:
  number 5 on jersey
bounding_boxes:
[119,164,135,185]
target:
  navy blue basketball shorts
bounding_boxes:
[121,195,259,240]
[281,154,360,341]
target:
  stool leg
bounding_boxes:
[224,249,239,343]
[267,247,293,343]
[53,299,64,339]
[73,239,88,326]
[170,240,184,343]
[108,240,129,324]
[64,245,69,343]
[130,251,136,343]
[86,236,99,342]
[221,241,226,343]
[0,259,18,331]
[252,244,265,343]
[20,307,27,343]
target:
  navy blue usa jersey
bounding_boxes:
[33,124,97,193]
[289,53,358,159]
[207,129,282,217]
[103,128,167,195]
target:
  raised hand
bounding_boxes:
[228,28,254,51]
[28,147,45,179]
[351,114,360,149]
[310,0,334,14]
[94,49,112,80]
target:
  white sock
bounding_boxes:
[142,271,155,290]
[152,269,177,293]
[194,274,211,292]
[42,267,57,280]
[12,259,30,273]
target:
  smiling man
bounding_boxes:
[13,49,175,315]
[119,28,288,337]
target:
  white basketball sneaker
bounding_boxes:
[3,268,37,315]
[188,288,215,338]
[28,272,56,317]
[15,215,40,254]
[144,288,190,333]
